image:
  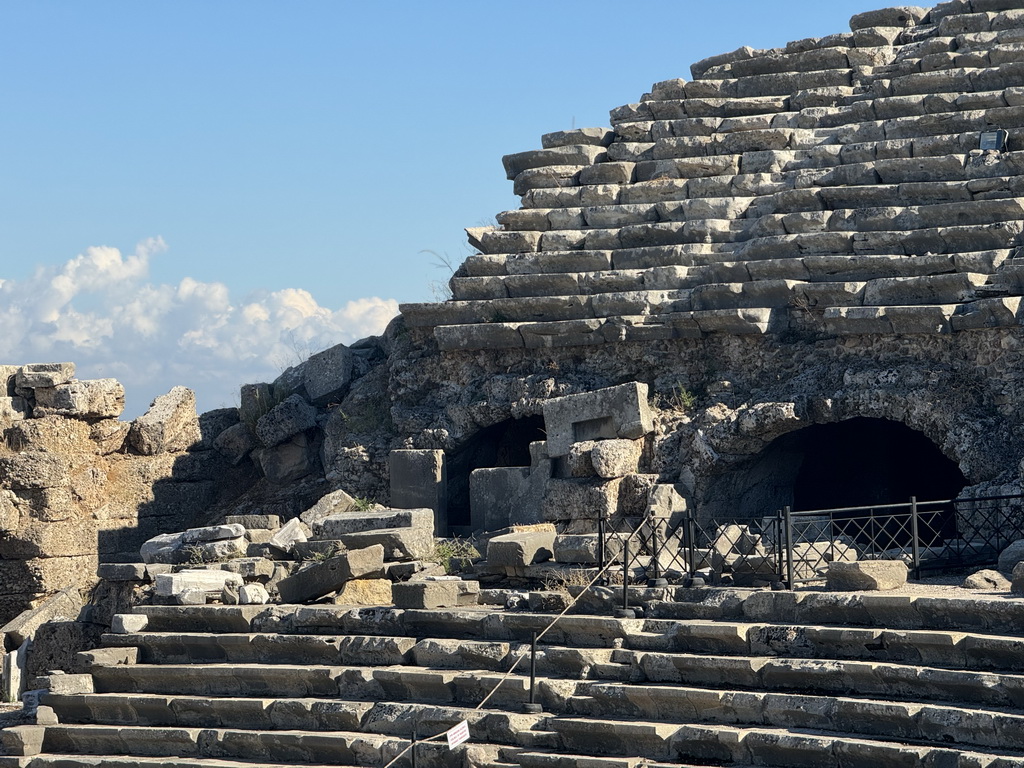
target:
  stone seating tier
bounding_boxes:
[401,0,1024,351]
[7,588,1024,766]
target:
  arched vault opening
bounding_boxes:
[446,415,546,528]
[701,417,968,522]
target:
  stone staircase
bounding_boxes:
[5,587,1024,766]
[400,0,1024,350]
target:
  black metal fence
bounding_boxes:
[596,493,1024,589]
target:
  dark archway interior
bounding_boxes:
[701,418,967,545]
[446,415,546,528]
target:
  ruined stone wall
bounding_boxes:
[0,364,251,625]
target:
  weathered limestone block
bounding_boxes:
[963,569,1011,590]
[213,423,259,465]
[255,394,318,447]
[540,478,622,522]
[392,579,478,609]
[109,613,148,634]
[154,569,244,598]
[826,560,908,591]
[849,6,928,30]
[334,527,434,562]
[502,145,607,179]
[554,534,624,565]
[302,343,354,407]
[34,379,125,420]
[225,514,280,530]
[951,297,1022,330]
[257,432,318,484]
[487,530,555,570]
[863,273,987,306]
[128,386,200,455]
[299,488,361,532]
[318,507,432,537]
[543,383,653,458]
[0,452,69,490]
[389,450,447,535]
[997,539,1024,573]
[268,518,311,551]
[15,363,75,390]
[0,397,28,423]
[435,323,524,351]
[470,467,532,531]
[590,439,643,479]
[276,545,385,603]
[0,586,82,648]
[885,305,956,334]
[333,578,393,606]
[239,583,270,604]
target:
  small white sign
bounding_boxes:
[446,720,470,749]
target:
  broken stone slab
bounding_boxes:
[212,423,258,465]
[0,586,83,648]
[502,145,607,180]
[389,449,447,535]
[128,386,201,455]
[332,527,435,562]
[487,530,556,571]
[182,524,246,544]
[963,569,1011,590]
[154,570,243,598]
[590,439,644,478]
[268,518,312,552]
[33,379,125,420]
[318,507,434,537]
[96,563,148,582]
[300,489,372,533]
[826,560,908,591]
[15,363,75,390]
[255,394,318,448]
[225,514,281,530]
[300,343,355,407]
[542,382,654,458]
[276,544,385,603]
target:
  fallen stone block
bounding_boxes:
[540,478,622,523]
[268,517,312,552]
[15,363,75,389]
[33,379,125,420]
[1012,562,1024,595]
[488,530,556,571]
[333,578,393,606]
[182,524,245,544]
[300,488,364,531]
[276,544,385,603]
[553,534,624,565]
[826,560,907,591]
[389,449,447,535]
[154,570,243,598]
[963,569,1011,590]
[128,386,201,455]
[0,725,44,756]
[470,467,532,531]
[0,397,29,423]
[256,394,318,447]
[318,508,433,538]
[0,586,83,647]
[96,563,148,581]
[238,583,270,605]
[257,432,318,484]
[392,579,478,609]
[333,527,435,562]
[212,423,258,465]
[998,539,1024,573]
[542,382,654,457]
[302,343,354,406]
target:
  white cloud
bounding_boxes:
[1,239,400,417]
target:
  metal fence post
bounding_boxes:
[775,509,784,581]
[622,538,631,610]
[411,722,418,768]
[910,496,920,579]
[685,510,697,577]
[523,632,542,714]
[648,515,667,588]
[783,505,795,590]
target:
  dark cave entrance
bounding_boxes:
[446,415,546,528]
[702,417,967,545]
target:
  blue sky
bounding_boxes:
[1,0,883,416]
